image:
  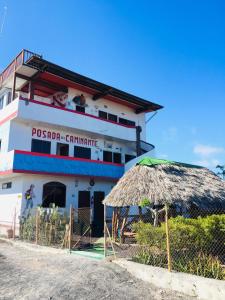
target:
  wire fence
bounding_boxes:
[104,205,225,280]
[18,206,95,249]
[7,203,225,280]
[19,206,68,247]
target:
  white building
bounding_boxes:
[0,50,162,236]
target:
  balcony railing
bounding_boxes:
[0,150,124,180]
[0,50,42,87]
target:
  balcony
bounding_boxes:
[0,50,42,88]
[0,150,124,180]
[2,97,137,141]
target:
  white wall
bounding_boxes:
[21,174,114,212]
[22,87,147,142]
[67,87,147,140]
[8,121,31,152]
[0,176,23,234]
[0,173,115,234]
[0,122,11,153]
[8,121,137,163]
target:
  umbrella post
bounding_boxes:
[165,203,172,272]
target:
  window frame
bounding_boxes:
[108,113,118,123]
[76,105,85,113]
[2,182,12,189]
[98,110,108,120]
[113,152,122,164]
[119,117,135,127]
[125,154,136,163]
[74,145,91,159]
[103,150,113,163]
[31,139,51,154]
[56,142,69,156]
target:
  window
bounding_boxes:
[119,118,135,127]
[56,143,69,156]
[31,139,51,154]
[98,111,135,126]
[103,150,113,162]
[0,95,4,110]
[6,91,12,105]
[76,105,85,113]
[103,151,121,163]
[2,182,12,189]
[108,113,117,122]
[98,110,108,120]
[99,111,118,123]
[0,140,1,152]
[74,146,91,159]
[42,182,66,208]
[125,154,136,163]
[113,152,121,164]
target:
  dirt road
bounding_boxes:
[0,240,194,300]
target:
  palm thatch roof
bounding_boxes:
[103,157,225,209]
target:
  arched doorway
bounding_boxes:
[42,182,66,208]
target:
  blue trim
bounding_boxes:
[13,153,124,179]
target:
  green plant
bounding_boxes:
[139,198,151,208]
[20,215,36,241]
[132,214,225,280]
[133,247,167,267]
[173,253,225,280]
[132,221,166,250]
[20,206,68,247]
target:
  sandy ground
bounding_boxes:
[0,240,195,300]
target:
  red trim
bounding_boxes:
[0,111,18,126]
[14,150,124,167]
[0,167,120,181]
[0,170,13,175]
[12,169,119,182]
[19,97,136,129]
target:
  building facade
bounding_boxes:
[0,50,162,234]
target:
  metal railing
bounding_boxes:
[0,49,42,88]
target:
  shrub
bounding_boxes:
[132,214,225,280]
[132,221,166,250]
[173,253,225,280]
[133,247,167,267]
[20,215,36,241]
[20,206,68,247]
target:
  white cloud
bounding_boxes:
[193,144,224,157]
[193,144,223,169]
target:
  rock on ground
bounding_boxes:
[0,240,195,300]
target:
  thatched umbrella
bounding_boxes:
[103,157,225,210]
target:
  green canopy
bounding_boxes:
[137,157,203,169]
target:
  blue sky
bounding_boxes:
[0,0,224,170]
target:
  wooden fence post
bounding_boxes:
[165,203,172,272]
[68,205,73,252]
[13,207,16,240]
[104,205,107,257]
[35,209,40,244]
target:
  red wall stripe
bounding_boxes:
[12,169,119,182]
[0,111,18,126]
